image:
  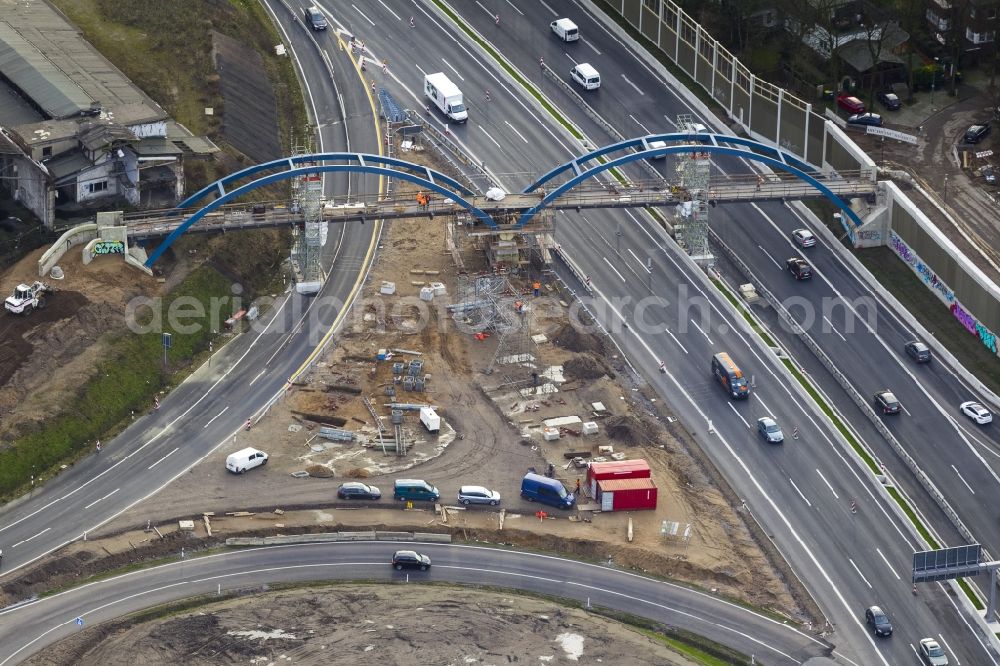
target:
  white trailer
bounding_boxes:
[419,406,441,433]
[424,73,467,123]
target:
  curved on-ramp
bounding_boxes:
[0,541,834,665]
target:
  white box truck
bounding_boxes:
[420,406,441,433]
[424,73,467,123]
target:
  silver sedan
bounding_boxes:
[458,485,501,506]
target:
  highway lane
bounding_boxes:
[340,0,1000,663]
[0,1,382,575]
[0,541,831,664]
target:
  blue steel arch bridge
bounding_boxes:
[126,133,876,269]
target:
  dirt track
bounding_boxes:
[26,585,698,665]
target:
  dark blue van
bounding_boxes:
[520,472,576,509]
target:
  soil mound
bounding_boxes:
[564,354,615,381]
[605,414,658,446]
[551,323,604,355]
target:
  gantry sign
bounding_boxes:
[912,544,1000,619]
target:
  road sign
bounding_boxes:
[75,616,84,626]
[976,149,994,159]
[866,126,917,144]
[162,332,172,349]
[912,544,982,582]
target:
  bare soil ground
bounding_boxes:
[25,585,698,666]
[0,249,160,442]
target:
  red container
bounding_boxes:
[596,478,657,511]
[587,459,650,497]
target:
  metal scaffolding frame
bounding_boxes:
[673,114,713,264]
[290,132,326,294]
[448,273,534,375]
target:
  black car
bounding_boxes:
[302,5,327,30]
[786,257,813,280]
[337,482,381,500]
[392,550,431,571]
[904,340,931,363]
[877,91,901,111]
[964,123,991,144]
[865,605,893,637]
[874,390,901,415]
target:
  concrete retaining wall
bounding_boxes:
[37,224,98,277]
[225,531,453,547]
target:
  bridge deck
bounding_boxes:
[123,170,875,240]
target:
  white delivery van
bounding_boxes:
[424,73,468,123]
[570,63,600,90]
[419,406,441,433]
[550,18,579,42]
[226,447,268,474]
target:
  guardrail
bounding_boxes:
[709,228,979,550]
[226,530,453,546]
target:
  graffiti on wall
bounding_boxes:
[889,232,955,304]
[890,231,999,357]
[857,229,881,242]
[93,241,125,255]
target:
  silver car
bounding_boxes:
[757,417,784,443]
[458,485,501,506]
[919,638,949,665]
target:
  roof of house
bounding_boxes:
[0,0,166,123]
[836,23,910,72]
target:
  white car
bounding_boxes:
[792,228,816,247]
[919,638,949,665]
[960,401,993,424]
[646,138,667,160]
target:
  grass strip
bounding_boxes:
[885,487,939,550]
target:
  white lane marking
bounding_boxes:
[757,244,782,269]
[953,421,1000,460]
[938,578,992,664]
[11,528,50,548]
[629,114,651,134]
[665,328,688,354]
[788,478,812,507]
[816,469,840,499]
[620,74,644,95]
[415,63,427,76]
[822,315,847,342]
[901,403,912,417]
[203,406,230,429]
[83,488,120,511]
[248,369,267,387]
[875,547,900,580]
[376,0,401,21]
[479,125,502,149]
[504,120,529,143]
[758,201,1000,495]
[148,447,179,470]
[662,115,677,128]
[938,634,961,665]
[441,57,464,80]
[848,558,873,589]
[351,4,375,26]
[602,256,626,282]
[628,248,651,272]
[728,403,750,429]
[475,1,495,19]
[539,0,558,15]
[952,464,976,494]
[504,0,524,15]
[582,38,602,55]
[690,320,714,345]
[565,52,579,66]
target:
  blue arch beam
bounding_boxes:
[174,152,474,211]
[144,164,494,267]
[520,134,865,229]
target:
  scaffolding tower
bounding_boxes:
[448,273,534,376]
[290,134,326,294]
[673,114,713,264]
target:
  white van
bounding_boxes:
[226,447,268,474]
[551,18,579,42]
[424,72,467,123]
[570,63,600,90]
